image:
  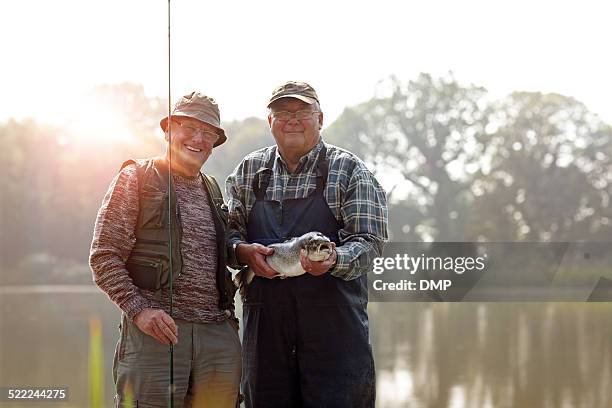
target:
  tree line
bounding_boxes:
[1,75,610,284]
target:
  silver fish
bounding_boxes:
[237,232,334,287]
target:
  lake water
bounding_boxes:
[1,288,611,407]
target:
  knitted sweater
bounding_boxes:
[89,164,228,323]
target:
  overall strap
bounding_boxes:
[252,148,276,200]
[314,145,328,194]
[251,145,329,199]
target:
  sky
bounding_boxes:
[2,0,611,130]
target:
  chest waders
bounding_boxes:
[241,146,376,408]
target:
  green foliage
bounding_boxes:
[92,82,167,149]
[205,117,273,194]
[327,73,612,242]
[327,73,489,241]
[1,76,611,284]
[471,92,612,241]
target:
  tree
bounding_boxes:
[0,85,275,283]
[326,74,612,243]
[471,92,612,241]
[205,117,273,193]
[91,82,167,150]
[326,73,489,241]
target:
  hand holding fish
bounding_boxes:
[236,242,280,279]
[236,232,336,289]
[300,242,336,276]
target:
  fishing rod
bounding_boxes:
[166,0,175,407]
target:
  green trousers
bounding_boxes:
[113,314,242,408]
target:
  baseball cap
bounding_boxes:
[267,81,319,108]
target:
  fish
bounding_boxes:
[236,232,335,289]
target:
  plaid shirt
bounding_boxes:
[226,138,388,280]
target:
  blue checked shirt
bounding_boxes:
[226,138,388,280]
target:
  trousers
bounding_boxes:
[113,315,241,407]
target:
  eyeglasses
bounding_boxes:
[173,120,219,142]
[270,110,320,121]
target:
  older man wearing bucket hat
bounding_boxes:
[90,92,241,407]
[227,81,388,407]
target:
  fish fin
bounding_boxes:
[234,267,254,300]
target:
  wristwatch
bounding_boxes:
[232,241,246,266]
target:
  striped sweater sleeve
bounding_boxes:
[89,164,149,320]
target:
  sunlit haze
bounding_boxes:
[3,0,611,128]
[3,3,612,406]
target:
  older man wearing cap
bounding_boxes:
[90,92,241,407]
[226,82,388,407]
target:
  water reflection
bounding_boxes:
[1,290,611,407]
[371,303,612,407]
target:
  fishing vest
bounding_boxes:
[121,157,236,311]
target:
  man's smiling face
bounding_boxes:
[166,116,219,176]
[268,98,323,157]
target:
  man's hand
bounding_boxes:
[133,308,178,345]
[236,243,279,278]
[300,243,337,276]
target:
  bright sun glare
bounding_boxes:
[63,95,136,146]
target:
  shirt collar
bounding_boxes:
[274,138,325,172]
